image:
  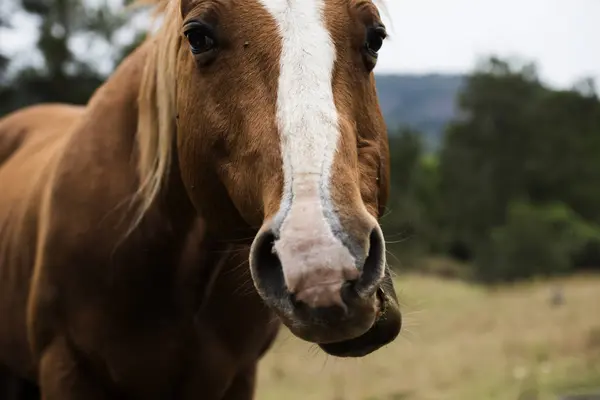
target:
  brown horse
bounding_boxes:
[0,0,402,398]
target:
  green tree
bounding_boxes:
[438,55,600,280]
[475,201,600,283]
[0,2,15,82]
[439,57,545,259]
[0,0,147,115]
[384,127,443,262]
[527,87,600,224]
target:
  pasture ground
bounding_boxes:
[256,269,600,400]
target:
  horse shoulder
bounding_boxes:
[0,103,84,379]
[26,133,140,356]
[25,108,192,380]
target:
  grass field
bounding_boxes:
[255,272,600,400]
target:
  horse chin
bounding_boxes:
[318,288,402,358]
[272,293,379,346]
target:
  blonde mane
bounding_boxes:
[130,0,182,231]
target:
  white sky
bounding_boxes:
[1,0,598,89]
[375,0,599,88]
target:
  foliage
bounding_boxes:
[432,57,600,282]
[474,201,600,283]
[0,0,147,114]
[382,56,600,283]
[383,127,443,265]
[439,58,547,258]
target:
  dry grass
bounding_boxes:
[256,273,600,400]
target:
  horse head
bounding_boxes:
[142,0,401,358]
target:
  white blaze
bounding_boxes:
[257,0,340,205]
[257,0,358,306]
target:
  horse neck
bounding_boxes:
[77,39,272,335]
[83,40,255,274]
[74,41,195,244]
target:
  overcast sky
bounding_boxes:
[1,0,598,89]
[375,0,599,88]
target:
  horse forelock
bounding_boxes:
[130,0,182,233]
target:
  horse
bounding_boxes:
[0,0,402,398]
[0,104,86,400]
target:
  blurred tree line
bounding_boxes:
[1,2,599,284]
[0,0,145,114]
[384,58,600,283]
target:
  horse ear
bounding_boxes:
[377,129,390,220]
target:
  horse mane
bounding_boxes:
[129,0,182,232]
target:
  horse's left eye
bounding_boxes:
[365,25,386,56]
[183,22,217,55]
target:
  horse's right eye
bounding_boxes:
[186,31,214,54]
[364,25,386,57]
[183,22,217,55]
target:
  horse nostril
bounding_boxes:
[249,230,286,299]
[356,227,386,297]
[340,280,359,304]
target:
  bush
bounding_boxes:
[384,129,445,266]
[474,201,600,283]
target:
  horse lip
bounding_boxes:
[316,287,394,357]
[325,342,382,358]
[375,287,386,318]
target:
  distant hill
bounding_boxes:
[374,73,466,150]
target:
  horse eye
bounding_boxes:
[183,23,216,55]
[365,26,386,56]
